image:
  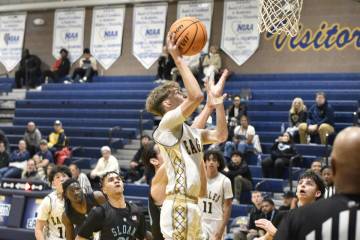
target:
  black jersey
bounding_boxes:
[78,201,146,240]
[275,194,360,240]
[148,194,164,240]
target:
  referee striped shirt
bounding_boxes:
[275,194,360,240]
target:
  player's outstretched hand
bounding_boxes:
[255,219,277,236]
[205,69,229,107]
[166,32,182,62]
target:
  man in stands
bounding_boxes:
[90,146,119,187]
[279,191,295,211]
[310,159,322,175]
[48,120,67,152]
[246,191,264,240]
[24,121,42,156]
[22,159,41,180]
[260,198,281,228]
[274,127,360,239]
[37,139,54,167]
[69,163,92,194]
[43,48,70,84]
[15,49,42,88]
[1,140,30,179]
[127,135,151,183]
[321,165,335,199]
[298,91,335,144]
[71,48,97,83]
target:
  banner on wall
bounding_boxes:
[221,0,260,66]
[177,0,213,53]
[53,8,85,64]
[0,13,27,72]
[91,6,125,70]
[133,3,167,69]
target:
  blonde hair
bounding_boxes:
[145,81,180,116]
[290,97,306,114]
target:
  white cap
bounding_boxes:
[101,146,111,153]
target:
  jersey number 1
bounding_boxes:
[202,201,212,214]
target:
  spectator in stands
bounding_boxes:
[43,48,70,84]
[202,46,222,81]
[279,191,295,211]
[246,191,264,240]
[261,198,280,227]
[69,163,92,194]
[298,92,335,144]
[261,132,300,179]
[71,48,98,83]
[48,120,66,152]
[310,159,322,175]
[127,135,151,183]
[90,146,119,180]
[156,46,175,82]
[33,154,46,180]
[227,95,247,139]
[224,151,253,204]
[1,140,30,179]
[24,121,42,156]
[15,49,42,88]
[36,139,54,166]
[0,141,10,178]
[287,97,307,142]
[21,159,41,180]
[321,165,335,199]
[43,163,55,185]
[0,129,10,152]
[224,115,262,160]
[171,54,201,83]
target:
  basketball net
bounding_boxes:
[259,0,303,37]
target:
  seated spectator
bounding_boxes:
[127,135,151,183]
[43,48,70,83]
[224,115,262,160]
[298,92,335,144]
[21,159,41,180]
[43,163,55,185]
[24,121,42,156]
[246,191,265,240]
[48,120,66,152]
[278,191,295,211]
[286,97,307,142]
[156,46,175,81]
[224,151,253,204]
[1,140,30,179]
[0,141,10,178]
[33,154,46,180]
[202,46,222,81]
[36,139,54,167]
[261,198,280,227]
[71,48,98,83]
[227,95,247,139]
[261,132,300,179]
[15,49,42,88]
[0,129,10,152]
[310,159,322,175]
[90,146,119,179]
[321,165,335,198]
[69,163,92,194]
[171,54,201,83]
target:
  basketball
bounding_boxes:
[169,17,207,56]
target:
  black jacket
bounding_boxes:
[225,161,252,183]
[58,58,71,78]
[271,142,298,160]
[0,151,10,168]
[289,111,307,127]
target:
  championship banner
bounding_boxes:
[53,8,85,64]
[90,6,125,70]
[221,0,260,66]
[133,3,168,69]
[177,0,213,53]
[0,13,27,72]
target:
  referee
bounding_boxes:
[275,127,360,240]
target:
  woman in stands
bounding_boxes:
[287,97,307,142]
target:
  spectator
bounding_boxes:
[24,121,42,156]
[36,139,54,167]
[261,198,280,227]
[298,92,335,144]
[21,159,41,180]
[69,163,92,194]
[246,191,264,240]
[48,120,66,151]
[202,45,222,81]
[224,151,253,204]
[310,159,322,175]
[90,146,119,179]
[321,165,335,199]
[156,46,175,81]
[227,95,247,139]
[0,129,10,152]
[127,135,151,183]
[1,140,30,179]
[224,115,262,160]
[33,154,46,180]
[43,163,55,185]
[0,141,10,178]
[279,191,295,211]
[43,48,70,83]
[286,97,307,141]
[261,132,300,178]
[171,54,201,83]
[15,49,42,88]
[71,48,98,83]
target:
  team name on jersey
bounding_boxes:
[50,216,62,226]
[182,138,202,155]
[207,191,221,203]
[111,224,136,237]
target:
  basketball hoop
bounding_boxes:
[259,0,303,37]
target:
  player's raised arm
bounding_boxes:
[167,33,204,118]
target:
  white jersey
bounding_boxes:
[37,191,66,240]
[200,173,233,239]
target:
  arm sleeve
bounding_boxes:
[37,197,51,221]
[157,107,186,131]
[223,177,233,199]
[77,207,104,238]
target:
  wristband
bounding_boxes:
[213,97,224,105]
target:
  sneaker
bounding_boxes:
[64,80,72,84]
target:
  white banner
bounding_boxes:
[0,13,27,72]
[53,8,85,64]
[177,0,213,53]
[221,0,260,66]
[90,6,125,70]
[133,3,167,69]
